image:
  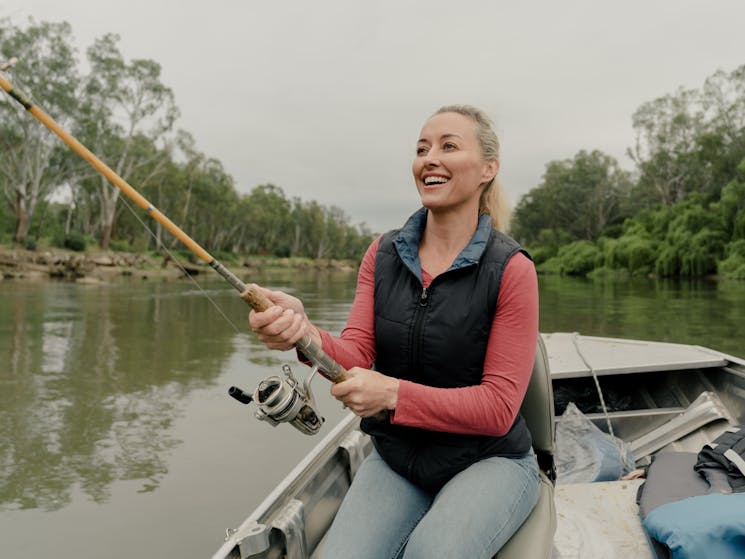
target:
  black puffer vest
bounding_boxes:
[361,213,532,492]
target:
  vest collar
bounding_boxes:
[393,207,493,281]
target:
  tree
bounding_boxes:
[511,150,632,246]
[629,64,745,207]
[0,18,79,244]
[629,88,705,206]
[78,33,178,249]
[181,157,237,252]
[241,184,293,254]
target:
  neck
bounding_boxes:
[421,207,480,254]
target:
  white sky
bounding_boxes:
[2,0,745,233]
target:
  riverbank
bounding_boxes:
[0,246,358,283]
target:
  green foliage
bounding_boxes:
[108,239,130,252]
[597,234,657,276]
[62,233,87,252]
[718,240,745,279]
[511,150,632,246]
[656,227,725,277]
[558,241,601,276]
[514,64,745,279]
[0,20,374,262]
[526,245,557,266]
[537,241,600,276]
[1,18,80,243]
[536,256,562,275]
[715,164,745,241]
[630,65,745,206]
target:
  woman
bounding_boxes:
[249,105,540,559]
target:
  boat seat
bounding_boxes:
[494,334,557,559]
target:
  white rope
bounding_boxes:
[571,332,616,439]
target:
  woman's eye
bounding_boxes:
[416,146,428,155]
[443,142,457,150]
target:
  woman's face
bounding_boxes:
[412,112,498,214]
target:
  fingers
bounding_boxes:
[253,284,304,315]
[248,305,282,330]
[246,285,311,351]
[249,306,307,350]
[330,368,396,417]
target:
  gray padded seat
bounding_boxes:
[494,335,557,559]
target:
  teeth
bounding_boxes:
[424,176,448,185]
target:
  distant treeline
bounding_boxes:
[511,64,745,279]
[4,20,745,274]
[0,19,374,259]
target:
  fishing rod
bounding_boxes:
[0,58,347,435]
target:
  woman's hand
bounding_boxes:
[331,367,399,417]
[247,285,321,350]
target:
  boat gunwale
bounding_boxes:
[211,412,361,559]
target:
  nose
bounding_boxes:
[422,148,441,167]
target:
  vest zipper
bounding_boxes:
[410,286,430,376]
[419,287,429,306]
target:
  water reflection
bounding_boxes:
[0,280,240,511]
[537,275,745,356]
[1,269,742,521]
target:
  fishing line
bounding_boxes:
[118,194,242,334]
[1,58,356,440]
[1,61,242,333]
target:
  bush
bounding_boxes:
[273,245,291,258]
[656,227,724,277]
[109,239,131,252]
[23,236,37,250]
[718,240,745,279]
[556,241,600,276]
[616,235,656,275]
[536,255,563,275]
[525,244,556,266]
[63,233,87,252]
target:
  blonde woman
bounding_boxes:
[250,105,540,559]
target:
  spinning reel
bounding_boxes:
[229,364,325,435]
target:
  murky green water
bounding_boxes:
[0,271,743,558]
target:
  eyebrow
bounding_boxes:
[417,133,463,143]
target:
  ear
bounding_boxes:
[481,159,499,184]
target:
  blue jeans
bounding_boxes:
[317,447,540,559]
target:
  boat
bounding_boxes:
[210,333,745,559]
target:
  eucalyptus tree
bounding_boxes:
[77,33,179,249]
[630,64,745,207]
[511,150,632,247]
[239,184,293,255]
[0,18,79,244]
[182,156,237,252]
[628,87,704,206]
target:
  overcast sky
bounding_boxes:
[2,1,745,233]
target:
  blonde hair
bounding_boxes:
[433,105,511,232]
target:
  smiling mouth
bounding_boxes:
[423,176,449,186]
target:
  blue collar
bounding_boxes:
[392,207,493,281]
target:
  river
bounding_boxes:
[0,271,743,558]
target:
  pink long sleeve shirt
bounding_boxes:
[316,236,539,437]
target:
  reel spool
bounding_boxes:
[229,364,324,435]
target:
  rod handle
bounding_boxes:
[240,282,388,420]
[240,284,273,312]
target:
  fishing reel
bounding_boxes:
[229,364,325,435]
